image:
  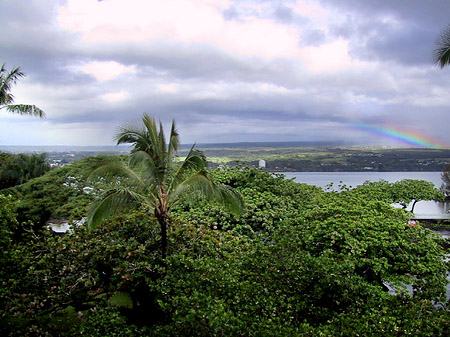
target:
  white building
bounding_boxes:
[258,159,266,169]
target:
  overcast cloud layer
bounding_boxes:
[1,0,449,147]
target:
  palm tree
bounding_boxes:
[434,25,450,68]
[18,153,50,184]
[0,63,45,117]
[88,114,243,260]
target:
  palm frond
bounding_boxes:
[116,124,148,150]
[5,104,45,117]
[215,184,244,216]
[129,150,159,181]
[168,119,180,157]
[0,92,14,106]
[142,113,159,153]
[168,145,207,193]
[434,25,450,68]
[1,64,45,117]
[170,169,244,215]
[158,120,167,154]
[87,157,150,195]
[87,187,150,229]
[87,156,127,178]
[170,170,216,201]
[0,65,25,99]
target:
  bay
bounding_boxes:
[281,171,443,189]
[281,171,449,219]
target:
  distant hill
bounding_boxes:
[1,143,448,172]
[0,141,346,153]
[193,141,345,149]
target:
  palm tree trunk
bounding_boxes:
[155,202,169,261]
[155,186,171,261]
[411,199,418,213]
[158,214,168,261]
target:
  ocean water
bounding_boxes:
[281,171,449,219]
[281,171,443,189]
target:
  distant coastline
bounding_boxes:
[0,141,347,153]
[1,144,449,173]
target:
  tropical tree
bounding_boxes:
[0,153,50,189]
[391,179,444,212]
[0,63,45,117]
[434,24,450,68]
[88,114,243,259]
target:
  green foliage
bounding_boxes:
[350,178,445,213]
[299,197,448,301]
[2,156,103,230]
[1,164,448,336]
[157,220,448,336]
[0,152,50,189]
[0,194,18,239]
[0,211,163,336]
[0,195,19,290]
[173,167,322,236]
[167,168,449,335]
[391,179,445,209]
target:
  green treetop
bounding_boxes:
[88,114,243,259]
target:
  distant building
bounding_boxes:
[259,159,266,169]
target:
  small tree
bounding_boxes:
[88,114,243,260]
[391,179,444,213]
[0,63,45,117]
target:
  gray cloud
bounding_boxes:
[0,0,449,147]
[323,0,450,66]
[273,4,294,24]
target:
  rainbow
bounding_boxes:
[352,122,448,149]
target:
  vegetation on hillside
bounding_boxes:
[0,155,448,336]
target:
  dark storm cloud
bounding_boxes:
[322,0,450,65]
[0,0,90,85]
[322,0,450,25]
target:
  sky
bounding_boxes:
[1,0,449,148]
